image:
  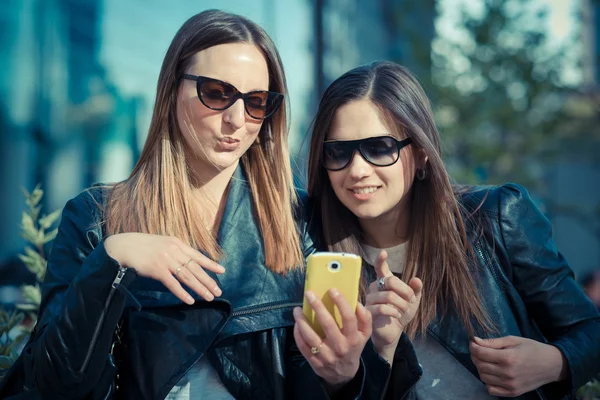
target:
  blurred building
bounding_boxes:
[546,0,600,279]
[0,0,435,293]
[0,0,142,287]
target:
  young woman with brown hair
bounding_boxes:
[307,60,600,399]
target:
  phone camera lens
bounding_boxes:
[330,262,340,270]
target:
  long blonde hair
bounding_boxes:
[105,10,303,273]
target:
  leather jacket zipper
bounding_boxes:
[80,266,127,373]
[231,301,302,317]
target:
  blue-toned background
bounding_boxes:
[1,0,599,305]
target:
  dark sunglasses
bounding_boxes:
[183,74,284,120]
[322,135,413,171]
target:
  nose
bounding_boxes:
[346,151,373,180]
[223,98,245,130]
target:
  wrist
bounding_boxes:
[547,344,569,383]
[374,340,400,366]
[105,234,125,266]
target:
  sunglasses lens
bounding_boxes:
[323,142,354,170]
[199,80,236,109]
[361,137,399,166]
[246,92,283,119]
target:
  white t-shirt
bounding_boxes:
[362,241,408,274]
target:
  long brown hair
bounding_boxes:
[307,61,492,337]
[105,10,303,273]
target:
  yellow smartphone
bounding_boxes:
[302,252,362,338]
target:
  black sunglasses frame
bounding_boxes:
[183,74,284,120]
[322,135,413,171]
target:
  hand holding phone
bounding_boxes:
[302,252,362,338]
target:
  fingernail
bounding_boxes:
[293,307,302,318]
[218,265,226,273]
[330,288,339,297]
[187,295,195,304]
[214,286,222,296]
[306,291,316,302]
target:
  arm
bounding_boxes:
[498,183,600,392]
[22,189,136,399]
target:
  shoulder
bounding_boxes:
[456,182,535,219]
[60,184,114,227]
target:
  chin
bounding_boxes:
[345,205,383,220]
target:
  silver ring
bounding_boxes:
[377,277,386,292]
[174,266,183,276]
[183,258,193,268]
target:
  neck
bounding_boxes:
[189,160,240,233]
[359,198,411,249]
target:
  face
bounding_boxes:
[326,99,424,223]
[177,43,270,176]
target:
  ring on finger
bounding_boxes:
[310,341,324,355]
[174,266,183,277]
[183,258,193,268]
[377,277,386,292]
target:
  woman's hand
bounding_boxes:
[470,335,569,397]
[104,233,225,304]
[365,250,422,364]
[292,289,372,390]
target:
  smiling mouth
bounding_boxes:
[349,186,381,194]
[220,137,240,144]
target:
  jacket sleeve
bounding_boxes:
[498,183,600,391]
[21,189,137,399]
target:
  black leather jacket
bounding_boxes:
[370,183,600,400]
[1,166,399,400]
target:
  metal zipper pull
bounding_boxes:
[112,266,127,289]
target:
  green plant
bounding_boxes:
[17,185,60,319]
[577,378,600,400]
[0,185,59,381]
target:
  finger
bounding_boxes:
[486,384,515,397]
[367,304,402,319]
[380,276,415,302]
[375,250,393,279]
[178,242,225,274]
[356,303,372,336]
[469,340,503,364]
[478,372,509,389]
[408,277,423,304]
[365,291,408,314]
[161,274,195,305]
[473,335,519,349]
[328,288,358,337]
[305,291,345,344]
[293,318,325,369]
[182,260,223,297]
[293,305,329,349]
[473,361,506,378]
[167,254,215,301]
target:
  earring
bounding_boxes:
[416,168,426,181]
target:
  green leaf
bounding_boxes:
[39,209,61,230]
[16,303,39,311]
[18,247,46,279]
[43,228,58,244]
[21,285,41,307]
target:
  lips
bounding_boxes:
[221,137,239,144]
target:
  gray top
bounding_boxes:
[413,335,497,400]
[166,357,235,400]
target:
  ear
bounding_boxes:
[415,147,428,170]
